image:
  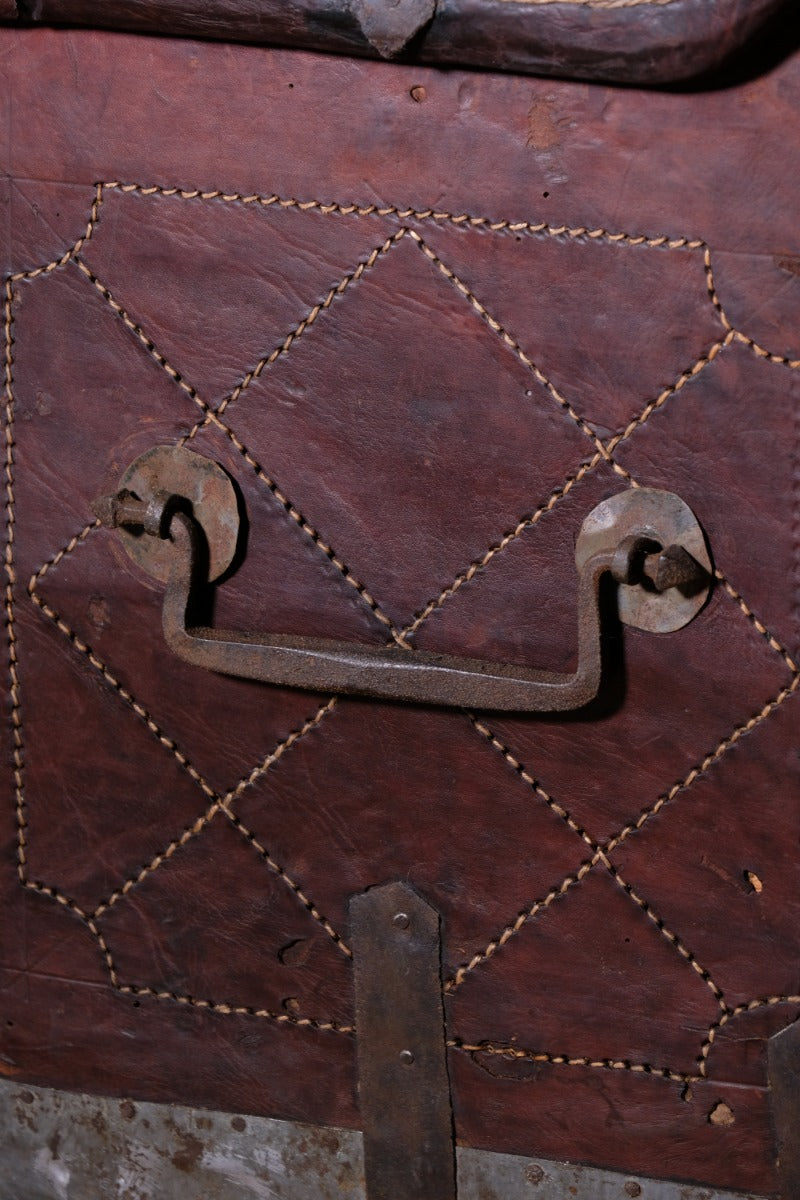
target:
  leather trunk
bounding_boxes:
[1,4,799,1197]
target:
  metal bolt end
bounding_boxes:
[399,1049,414,1065]
[393,912,410,929]
[624,1182,642,1198]
[643,543,709,593]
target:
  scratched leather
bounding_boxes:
[1,26,800,1198]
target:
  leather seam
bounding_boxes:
[405,336,732,636]
[701,995,800,1077]
[180,226,409,440]
[449,1039,694,1086]
[407,229,615,469]
[70,255,406,643]
[101,180,706,252]
[11,185,797,653]
[449,716,727,1015]
[8,183,104,284]
[222,805,352,957]
[22,882,353,1034]
[4,278,25,887]
[605,671,800,854]
[91,697,338,921]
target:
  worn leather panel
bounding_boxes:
[2,26,799,1197]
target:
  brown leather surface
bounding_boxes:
[4,0,793,85]
[2,26,800,1196]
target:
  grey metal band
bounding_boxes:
[0,1079,765,1200]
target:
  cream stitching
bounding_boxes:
[91,697,337,920]
[606,864,725,1009]
[4,279,25,885]
[602,332,735,457]
[73,255,213,414]
[450,716,727,1008]
[408,230,613,468]
[714,569,799,674]
[449,1038,694,1085]
[445,854,602,990]
[70,257,405,642]
[8,184,104,283]
[25,880,351,1033]
[181,228,408,441]
[33,521,99,589]
[103,180,705,252]
[605,672,800,853]
[222,807,352,957]
[405,335,731,635]
[733,329,800,370]
[404,455,602,636]
[27,579,219,801]
[29,514,349,944]
[201,409,407,643]
[115,982,354,1035]
[471,716,598,851]
[11,180,800,1069]
[700,995,800,1078]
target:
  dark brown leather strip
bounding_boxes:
[5,0,790,83]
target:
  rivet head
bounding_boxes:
[624,1183,642,1198]
[399,1049,415,1065]
[524,1163,544,1184]
[393,912,410,929]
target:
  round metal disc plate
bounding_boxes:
[574,488,712,633]
[116,445,239,582]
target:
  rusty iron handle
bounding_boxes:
[94,449,711,714]
[159,509,615,712]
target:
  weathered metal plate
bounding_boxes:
[349,880,456,1200]
[0,1080,768,1200]
[768,1019,800,1200]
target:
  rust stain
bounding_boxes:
[171,1129,205,1173]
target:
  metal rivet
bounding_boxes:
[393,912,410,929]
[525,1163,544,1184]
[624,1183,642,1198]
[399,1049,415,1065]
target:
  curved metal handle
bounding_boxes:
[94,449,711,714]
[160,510,613,713]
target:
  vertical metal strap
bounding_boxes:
[769,1019,800,1198]
[349,881,456,1200]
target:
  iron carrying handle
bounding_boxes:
[94,449,711,714]
[161,509,615,712]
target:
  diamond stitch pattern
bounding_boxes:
[226,233,592,629]
[79,187,398,406]
[413,219,725,437]
[3,169,799,1195]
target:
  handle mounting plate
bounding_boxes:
[575,488,711,633]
